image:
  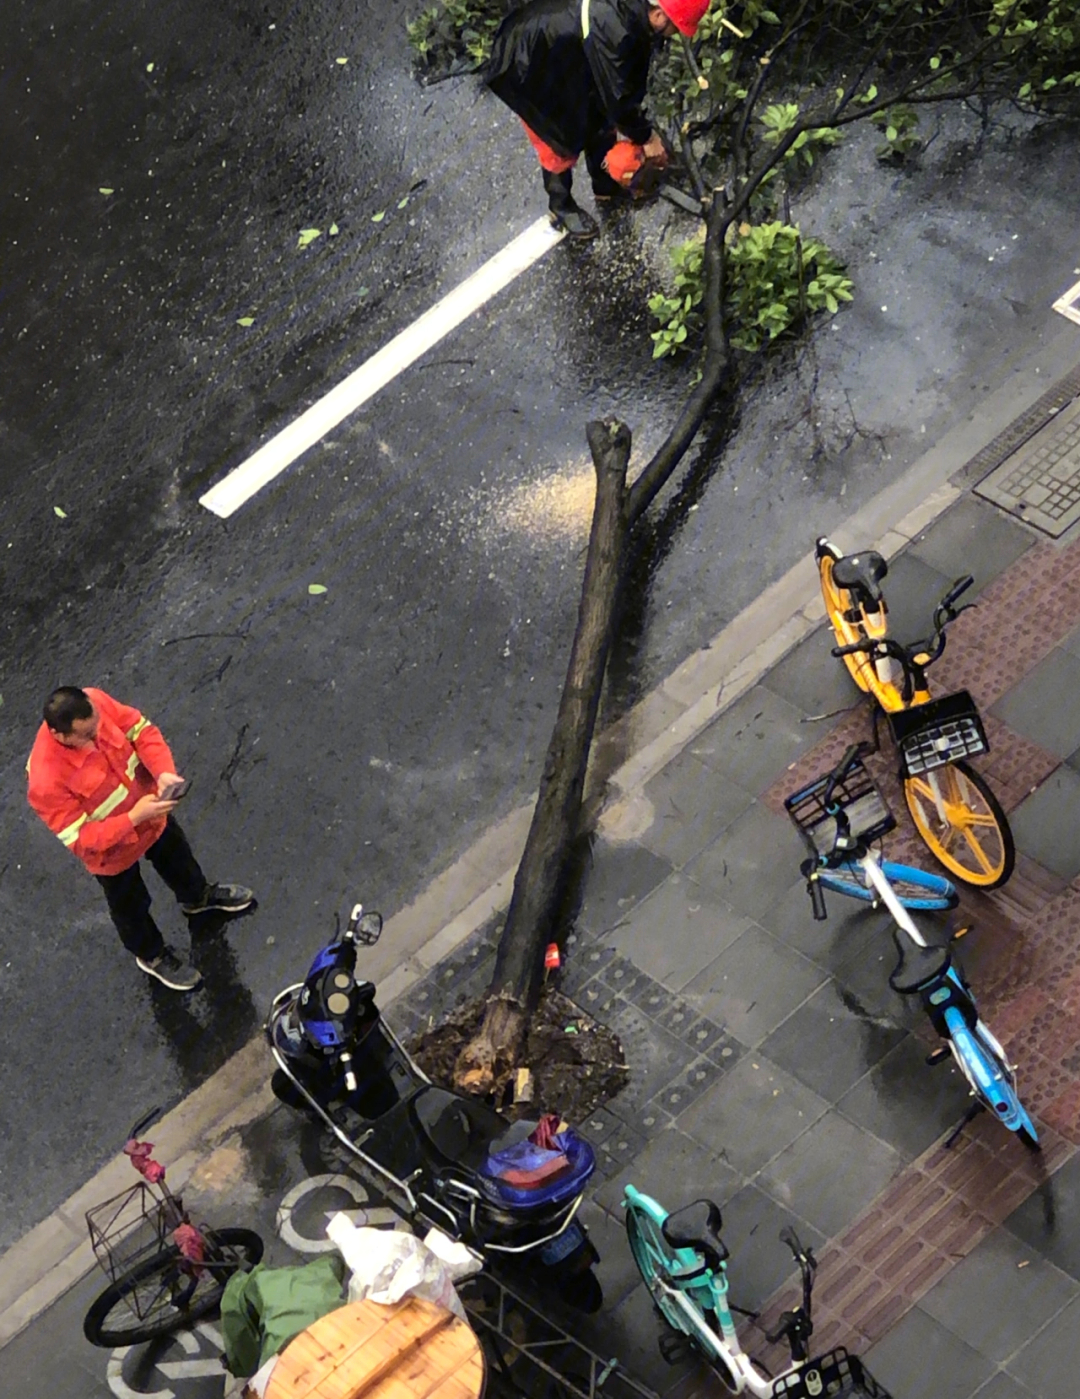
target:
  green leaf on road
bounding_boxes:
[236,316,255,326]
[297,228,322,248]
[146,62,154,72]
[336,56,348,64]
[53,506,68,518]
[372,210,386,222]
[329,223,339,236]
[99,188,114,195]
[308,583,328,595]
[397,196,409,209]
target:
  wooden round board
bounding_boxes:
[265,1295,486,1399]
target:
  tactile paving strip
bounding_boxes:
[976,396,1080,536]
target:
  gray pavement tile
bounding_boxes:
[757,869,884,974]
[690,686,820,796]
[865,1305,996,1399]
[680,924,827,1048]
[838,1034,977,1160]
[595,1126,740,1215]
[1004,1151,1080,1282]
[1057,621,1080,662]
[871,551,953,650]
[920,1228,1079,1365]
[639,749,755,868]
[708,1183,825,1313]
[575,1199,643,1310]
[1006,1295,1080,1399]
[684,800,809,921]
[990,648,1080,758]
[580,1282,699,1391]
[829,922,928,1032]
[759,980,907,1103]
[594,1124,652,1183]
[600,999,698,1114]
[971,1374,1040,1399]
[910,496,1035,593]
[574,837,675,939]
[1007,766,1080,882]
[677,1052,830,1177]
[3,1274,116,1399]
[756,1109,903,1239]
[656,1053,741,1117]
[761,624,864,720]
[605,873,752,991]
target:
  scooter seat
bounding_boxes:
[411,1087,509,1171]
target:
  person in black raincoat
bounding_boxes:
[487,0,710,239]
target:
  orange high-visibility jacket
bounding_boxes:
[26,688,177,876]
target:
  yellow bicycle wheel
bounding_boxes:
[817,542,873,692]
[904,760,1015,889]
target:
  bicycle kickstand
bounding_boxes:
[944,1099,985,1150]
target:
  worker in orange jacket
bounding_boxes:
[26,686,253,991]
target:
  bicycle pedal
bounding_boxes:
[658,1332,692,1365]
[926,1046,951,1066]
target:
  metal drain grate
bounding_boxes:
[975,395,1080,536]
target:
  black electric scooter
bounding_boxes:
[266,903,602,1308]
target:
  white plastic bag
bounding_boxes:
[326,1215,480,1321]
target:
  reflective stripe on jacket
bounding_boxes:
[26,688,177,876]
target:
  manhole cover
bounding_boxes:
[975,395,1080,536]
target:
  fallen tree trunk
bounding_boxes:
[453,418,632,1095]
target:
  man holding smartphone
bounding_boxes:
[26,686,253,991]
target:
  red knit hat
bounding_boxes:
[656,0,710,37]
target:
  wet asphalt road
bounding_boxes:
[2,1,1079,1246]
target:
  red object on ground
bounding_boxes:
[529,1114,563,1150]
[124,1139,166,1184]
[172,1223,206,1264]
[520,120,577,173]
[657,0,711,37]
[544,942,561,970]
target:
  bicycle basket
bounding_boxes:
[770,1347,894,1397]
[888,690,988,778]
[86,1181,175,1287]
[785,757,895,860]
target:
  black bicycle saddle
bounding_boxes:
[888,927,950,994]
[831,551,888,601]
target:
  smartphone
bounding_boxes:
[160,779,191,801]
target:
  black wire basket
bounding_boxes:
[770,1347,894,1397]
[888,689,988,778]
[86,1180,175,1288]
[785,755,896,860]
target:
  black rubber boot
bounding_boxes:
[542,169,598,240]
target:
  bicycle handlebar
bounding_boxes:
[940,574,973,611]
[821,742,865,808]
[128,1107,163,1140]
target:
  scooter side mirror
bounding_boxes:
[356,912,383,946]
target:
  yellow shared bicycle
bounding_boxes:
[816,539,1014,890]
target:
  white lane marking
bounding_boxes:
[199,217,564,517]
[275,1172,371,1253]
[1053,277,1080,327]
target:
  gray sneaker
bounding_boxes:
[181,883,254,916]
[136,948,202,991]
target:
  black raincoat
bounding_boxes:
[486,0,655,159]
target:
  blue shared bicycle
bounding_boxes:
[786,743,1038,1150]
